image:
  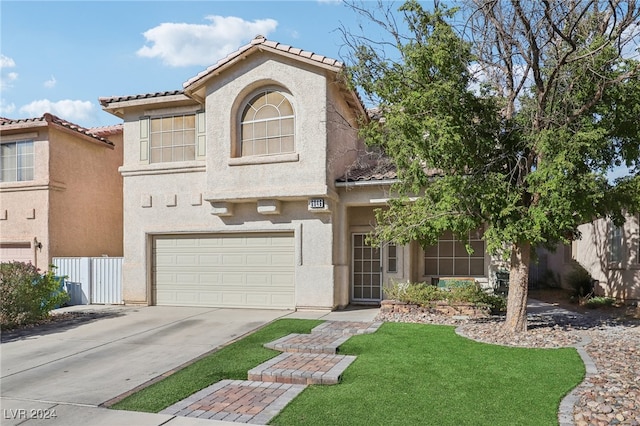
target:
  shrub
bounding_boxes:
[0,262,69,329]
[384,281,506,314]
[583,296,616,309]
[565,264,594,298]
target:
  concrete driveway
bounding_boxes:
[0,305,292,425]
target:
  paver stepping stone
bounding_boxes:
[312,320,383,336]
[248,352,357,385]
[160,380,306,425]
[264,332,352,354]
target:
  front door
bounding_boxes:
[352,233,382,303]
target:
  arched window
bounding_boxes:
[240,90,294,156]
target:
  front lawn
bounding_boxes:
[112,320,584,425]
[111,318,323,412]
[272,322,584,425]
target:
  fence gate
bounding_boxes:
[52,257,123,305]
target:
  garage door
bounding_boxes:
[0,242,34,264]
[154,233,295,309]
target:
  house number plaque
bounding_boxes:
[308,198,325,209]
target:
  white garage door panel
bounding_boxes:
[0,243,33,264]
[154,233,295,309]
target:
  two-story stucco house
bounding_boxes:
[0,114,123,268]
[99,36,499,310]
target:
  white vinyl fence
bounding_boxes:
[52,257,123,305]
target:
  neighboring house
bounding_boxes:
[99,35,505,311]
[571,213,640,302]
[0,114,123,269]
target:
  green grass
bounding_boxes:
[111,318,323,413]
[272,323,585,426]
[112,320,584,425]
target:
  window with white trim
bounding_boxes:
[1,141,34,182]
[423,229,485,276]
[139,112,205,164]
[240,89,294,157]
[149,114,196,163]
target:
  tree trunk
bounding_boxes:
[504,241,531,334]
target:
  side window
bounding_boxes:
[239,89,294,157]
[139,112,205,164]
[387,243,397,273]
[608,223,624,264]
[1,141,34,182]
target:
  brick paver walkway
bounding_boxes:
[160,320,382,424]
[248,352,357,385]
[263,332,351,354]
[160,380,305,424]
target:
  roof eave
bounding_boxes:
[335,179,399,188]
[183,44,343,100]
[100,93,199,117]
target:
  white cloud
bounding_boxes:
[317,0,342,4]
[1,54,18,89]
[137,15,278,67]
[0,100,16,116]
[0,54,16,68]
[19,99,94,122]
[44,75,57,88]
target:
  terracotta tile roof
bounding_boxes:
[0,113,114,146]
[337,159,443,183]
[89,123,123,137]
[99,90,185,107]
[183,35,344,90]
[337,161,398,183]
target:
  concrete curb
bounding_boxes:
[558,332,597,426]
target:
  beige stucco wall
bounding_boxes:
[48,127,123,258]
[0,125,123,268]
[115,53,350,309]
[119,168,336,308]
[574,214,639,301]
[0,129,51,268]
[203,54,335,201]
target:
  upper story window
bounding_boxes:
[1,141,34,182]
[139,112,205,164]
[423,229,485,277]
[240,90,294,157]
[150,114,196,163]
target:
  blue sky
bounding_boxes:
[0,0,377,128]
[0,1,634,181]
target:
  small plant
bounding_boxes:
[583,296,616,309]
[384,281,506,314]
[565,264,594,298]
[0,262,69,329]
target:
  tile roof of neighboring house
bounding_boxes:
[90,123,123,137]
[0,113,114,146]
[98,90,185,107]
[183,35,344,90]
[337,161,398,183]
